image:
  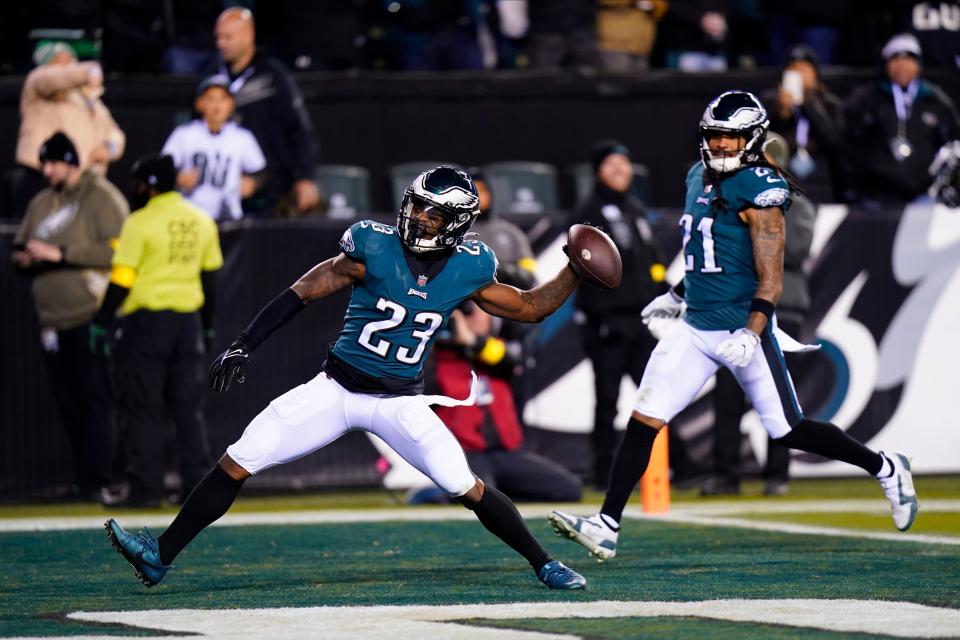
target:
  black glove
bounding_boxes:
[89,323,112,359]
[209,340,250,392]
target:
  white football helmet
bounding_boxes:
[398,166,480,253]
[700,90,769,174]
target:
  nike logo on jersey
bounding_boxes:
[407,288,428,300]
[696,196,711,205]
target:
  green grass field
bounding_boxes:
[1,476,959,639]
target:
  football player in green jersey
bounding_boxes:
[105,166,588,591]
[550,92,919,562]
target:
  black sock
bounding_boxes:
[158,464,245,565]
[467,485,550,573]
[600,418,660,523]
[776,418,883,475]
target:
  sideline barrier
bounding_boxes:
[3,204,960,499]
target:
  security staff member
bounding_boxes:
[91,154,223,506]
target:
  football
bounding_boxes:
[566,224,622,289]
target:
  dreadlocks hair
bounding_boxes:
[702,157,804,215]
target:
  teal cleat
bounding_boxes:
[104,519,171,587]
[537,560,587,590]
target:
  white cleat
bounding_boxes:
[548,511,618,562]
[878,451,919,531]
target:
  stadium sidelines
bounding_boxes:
[2,500,958,545]
[67,599,960,639]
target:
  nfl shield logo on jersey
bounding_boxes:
[417,275,428,287]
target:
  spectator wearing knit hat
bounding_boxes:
[12,131,129,501]
[762,44,849,203]
[844,33,960,204]
[568,140,670,489]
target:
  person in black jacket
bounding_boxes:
[569,140,668,489]
[211,7,319,216]
[845,33,960,204]
[762,44,849,204]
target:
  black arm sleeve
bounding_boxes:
[200,270,218,333]
[92,282,130,326]
[236,287,306,350]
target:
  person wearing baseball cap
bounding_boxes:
[161,75,266,221]
[12,131,129,502]
[843,33,960,203]
[91,152,223,507]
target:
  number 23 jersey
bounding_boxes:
[681,162,792,331]
[331,220,498,381]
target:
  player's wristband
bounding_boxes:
[749,297,775,320]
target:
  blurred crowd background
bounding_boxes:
[0,1,958,74]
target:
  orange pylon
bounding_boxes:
[640,426,670,514]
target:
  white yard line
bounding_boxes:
[63,599,960,639]
[0,501,956,546]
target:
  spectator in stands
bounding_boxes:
[379,0,486,70]
[13,42,125,218]
[12,132,128,501]
[845,33,960,204]
[526,0,598,68]
[596,0,668,72]
[762,44,849,203]
[162,76,267,221]
[210,7,319,216]
[569,140,668,490]
[659,2,729,71]
[767,1,848,66]
[91,154,222,507]
[410,302,583,504]
[701,133,817,497]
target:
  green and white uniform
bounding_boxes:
[634,163,805,438]
[227,221,497,496]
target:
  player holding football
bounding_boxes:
[106,166,593,590]
[550,91,919,561]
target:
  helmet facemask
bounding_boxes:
[398,166,480,253]
[699,91,769,174]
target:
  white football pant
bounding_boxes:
[634,319,804,438]
[227,372,477,496]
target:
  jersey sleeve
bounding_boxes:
[239,129,267,174]
[201,217,224,271]
[735,166,792,213]
[111,216,145,270]
[339,220,372,263]
[474,240,499,289]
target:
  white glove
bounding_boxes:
[646,316,681,341]
[715,328,760,368]
[641,290,686,324]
